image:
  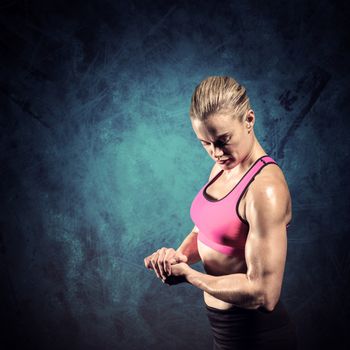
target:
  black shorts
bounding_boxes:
[205,299,298,350]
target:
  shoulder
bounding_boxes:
[245,163,291,226]
[250,162,290,198]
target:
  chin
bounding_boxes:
[217,158,235,167]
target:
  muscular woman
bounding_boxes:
[144,76,298,350]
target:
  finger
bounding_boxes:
[169,257,177,265]
[179,253,188,263]
[144,256,153,270]
[167,257,178,275]
[175,252,188,263]
[153,249,165,279]
[157,247,168,280]
[163,248,176,275]
[167,263,172,276]
[150,252,161,278]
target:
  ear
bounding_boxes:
[245,109,255,130]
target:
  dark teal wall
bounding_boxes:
[1,1,349,349]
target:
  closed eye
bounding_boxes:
[200,137,231,146]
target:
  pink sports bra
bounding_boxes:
[190,155,290,256]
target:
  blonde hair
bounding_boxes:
[189,76,251,123]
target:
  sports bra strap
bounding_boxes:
[234,155,277,195]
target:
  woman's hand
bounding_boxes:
[163,262,191,286]
[144,247,188,280]
[167,262,190,277]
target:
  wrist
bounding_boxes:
[183,265,199,282]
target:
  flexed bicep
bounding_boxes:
[244,177,290,311]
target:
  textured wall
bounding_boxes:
[1,1,349,349]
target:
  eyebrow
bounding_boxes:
[198,132,231,142]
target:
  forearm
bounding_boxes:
[176,232,201,265]
[185,268,265,309]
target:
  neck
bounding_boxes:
[224,136,267,176]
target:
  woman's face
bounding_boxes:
[191,111,253,170]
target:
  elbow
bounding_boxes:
[251,283,279,312]
[246,280,267,310]
[262,291,280,312]
[248,274,281,311]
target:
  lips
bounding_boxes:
[217,158,230,163]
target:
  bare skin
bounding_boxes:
[196,160,291,310]
[144,109,292,311]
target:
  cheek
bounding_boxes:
[229,137,243,148]
[226,141,239,150]
[224,141,242,154]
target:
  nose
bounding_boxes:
[211,145,224,158]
